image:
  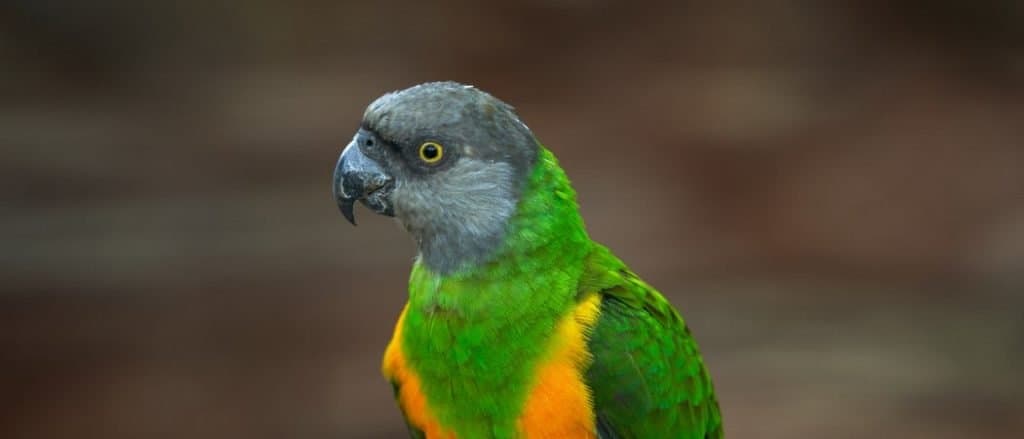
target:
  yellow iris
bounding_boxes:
[418,142,443,164]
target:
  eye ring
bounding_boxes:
[418,142,444,164]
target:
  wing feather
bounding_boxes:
[580,245,723,438]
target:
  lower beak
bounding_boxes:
[333,139,394,225]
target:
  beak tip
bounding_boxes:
[339,199,357,226]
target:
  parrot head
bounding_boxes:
[334,82,539,273]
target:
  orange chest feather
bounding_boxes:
[381,295,603,439]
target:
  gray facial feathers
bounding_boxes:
[391,158,518,274]
[363,82,536,170]
[359,82,539,274]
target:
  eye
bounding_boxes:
[418,142,444,164]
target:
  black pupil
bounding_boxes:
[423,144,439,159]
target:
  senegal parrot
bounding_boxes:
[333,82,722,438]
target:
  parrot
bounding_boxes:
[333,82,722,439]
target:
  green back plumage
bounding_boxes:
[399,146,721,438]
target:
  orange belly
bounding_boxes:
[517,293,601,438]
[382,294,602,438]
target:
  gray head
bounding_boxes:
[333,82,539,274]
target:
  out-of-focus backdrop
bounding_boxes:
[2,1,1023,438]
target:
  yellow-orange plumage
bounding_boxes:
[382,305,454,439]
[517,293,601,438]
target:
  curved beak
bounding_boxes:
[333,139,394,225]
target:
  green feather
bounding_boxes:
[580,245,723,438]
[398,146,722,438]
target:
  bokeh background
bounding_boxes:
[3,1,1023,438]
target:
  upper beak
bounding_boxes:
[333,139,393,225]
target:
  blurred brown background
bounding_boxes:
[2,1,1023,438]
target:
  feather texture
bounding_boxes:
[581,245,723,438]
[384,146,721,438]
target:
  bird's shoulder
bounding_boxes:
[577,244,723,438]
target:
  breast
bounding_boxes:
[382,294,603,439]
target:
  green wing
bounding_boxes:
[580,245,723,439]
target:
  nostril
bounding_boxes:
[364,174,392,194]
